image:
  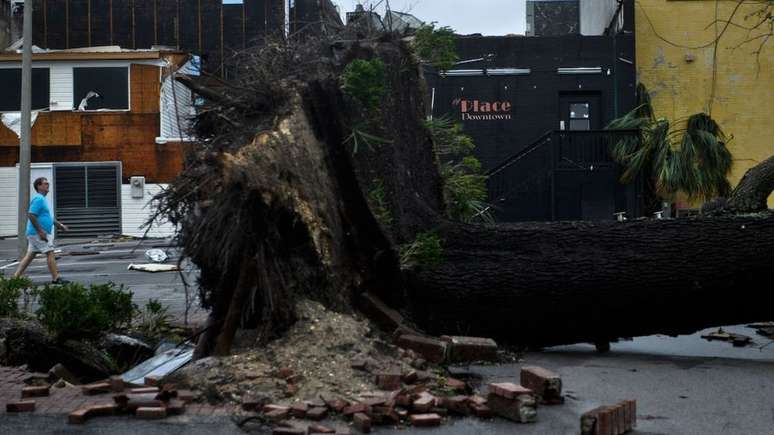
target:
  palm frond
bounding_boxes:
[606,84,734,203]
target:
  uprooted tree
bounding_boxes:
[154,33,774,359]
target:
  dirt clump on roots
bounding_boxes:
[165,299,431,405]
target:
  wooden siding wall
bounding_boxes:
[30,0,285,76]
[0,65,185,183]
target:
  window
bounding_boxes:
[569,102,590,130]
[0,68,51,112]
[73,67,129,111]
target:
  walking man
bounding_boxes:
[13,177,69,284]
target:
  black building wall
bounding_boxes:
[427,35,635,171]
[425,2,638,221]
[28,0,285,75]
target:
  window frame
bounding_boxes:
[72,65,131,112]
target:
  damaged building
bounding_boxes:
[0,47,197,238]
[0,0,288,238]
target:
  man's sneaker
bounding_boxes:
[51,277,71,285]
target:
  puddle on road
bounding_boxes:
[547,324,774,361]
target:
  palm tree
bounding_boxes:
[607,84,733,209]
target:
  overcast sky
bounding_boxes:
[332,0,527,35]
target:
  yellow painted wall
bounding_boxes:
[636,0,774,207]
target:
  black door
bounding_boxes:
[559,93,601,131]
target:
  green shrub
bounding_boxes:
[367,178,393,229]
[426,116,493,223]
[424,116,475,156]
[36,282,135,341]
[441,156,492,223]
[135,299,173,339]
[413,24,459,71]
[399,231,443,270]
[342,58,386,113]
[0,275,34,318]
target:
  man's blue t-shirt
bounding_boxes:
[26,193,54,236]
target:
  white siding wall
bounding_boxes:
[49,63,74,111]
[159,75,194,139]
[0,167,18,237]
[121,183,177,238]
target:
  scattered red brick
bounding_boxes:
[67,404,118,424]
[166,399,186,416]
[322,395,348,412]
[375,371,402,391]
[177,389,194,403]
[469,403,493,418]
[401,370,418,384]
[352,412,372,433]
[581,401,636,435]
[277,368,295,379]
[396,335,447,364]
[242,394,265,411]
[342,403,370,416]
[410,413,442,427]
[308,424,337,433]
[441,395,470,415]
[430,407,448,417]
[412,393,436,413]
[487,392,537,424]
[21,385,50,398]
[6,400,36,413]
[109,376,125,393]
[129,387,160,394]
[265,408,291,422]
[136,406,167,419]
[286,374,304,384]
[82,382,112,395]
[264,404,291,413]
[468,395,487,406]
[144,375,161,386]
[350,358,368,371]
[488,383,534,400]
[306,398,327,408]
[290,402,309,418]
[445,377,467,391]
[520,366,562,404]
[442,336,498,362]
[306,406,328,421]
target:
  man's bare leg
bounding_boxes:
[12,251,37,278]
[46,251,60,281]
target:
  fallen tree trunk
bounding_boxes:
[408,215,774,347]
[162,34,774,357]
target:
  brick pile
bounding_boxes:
[581,400,637,435]
[255,376,507,433]
[68,377,194,424]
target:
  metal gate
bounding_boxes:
[54,162,121,238]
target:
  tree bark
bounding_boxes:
[407,214,774,347]
[726,155,774,213]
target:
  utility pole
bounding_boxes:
[17,0,33,257]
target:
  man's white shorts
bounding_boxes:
[27,234,54,254]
